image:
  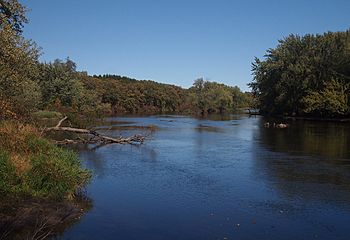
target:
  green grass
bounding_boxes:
[0,121,90,200]
[0,152,19,195]
[32,110,63,119]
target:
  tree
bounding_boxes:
[0,0,41,117]
[38,59,83,108]
[250,30,350,117]
[101,80,121,114]
[0,0,27,33]
[191,78,208,114]
[189,79,242,115]
[302,79,349,117]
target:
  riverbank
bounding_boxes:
[0,121,90,199]
[0,121,91,238]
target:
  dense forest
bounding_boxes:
[250,30,350,118]
[1,53,250,120]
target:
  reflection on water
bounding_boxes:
[0,196,92,240]
[253,118,350,205]
[61,115,350,240]
[258,119,350,159]
[195,124,224,133]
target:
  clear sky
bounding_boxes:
[22,0,350,91]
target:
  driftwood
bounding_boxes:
[45,116,145,145]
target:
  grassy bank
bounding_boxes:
[32,110,62,119]
[0,121,90,200]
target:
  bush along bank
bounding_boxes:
[0,121,91,200]
[0,121,91,239]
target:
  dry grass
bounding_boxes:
[10,154,31,176]
[0,122,37,176]
[0,121,39,154]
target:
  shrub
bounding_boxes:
[0,121,90,200]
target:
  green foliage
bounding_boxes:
[38,59,83,108]
[92,76,247,115]
[189,78,245,115]
[250,30,350,117]
[26,136,90,199]
[91,75,188,114]
[0,151,19,194]
[0,1,41,117]
[302,80,349,117]
[0,24,41,116]
[0,0,27,33]
[34,69,248,116]
[0,121,90,200]
[32,110,63,119]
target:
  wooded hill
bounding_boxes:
[0,55,251,119]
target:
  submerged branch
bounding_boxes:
[45,117,145,145]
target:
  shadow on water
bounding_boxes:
[253,117,350,204]
[196,113,246,121]
[194,124,224,133]
[0,195,92,240]
[258,118,350,159]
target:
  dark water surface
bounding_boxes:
[62,115,350,240]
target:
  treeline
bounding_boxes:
[250,30,350,118]
[189,78,250,115]
[2,58,250,120]
[45,68,250,116]
[86,73,187,114]
[1,56,250,119]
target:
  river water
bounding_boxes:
[61,115,350,240]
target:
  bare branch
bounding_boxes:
[45,117,145,145]
[55,116,68,128]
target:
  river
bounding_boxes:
[61,115,350,240]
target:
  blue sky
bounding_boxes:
[22,0,350,91]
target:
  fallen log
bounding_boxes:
[45,116,145,145]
